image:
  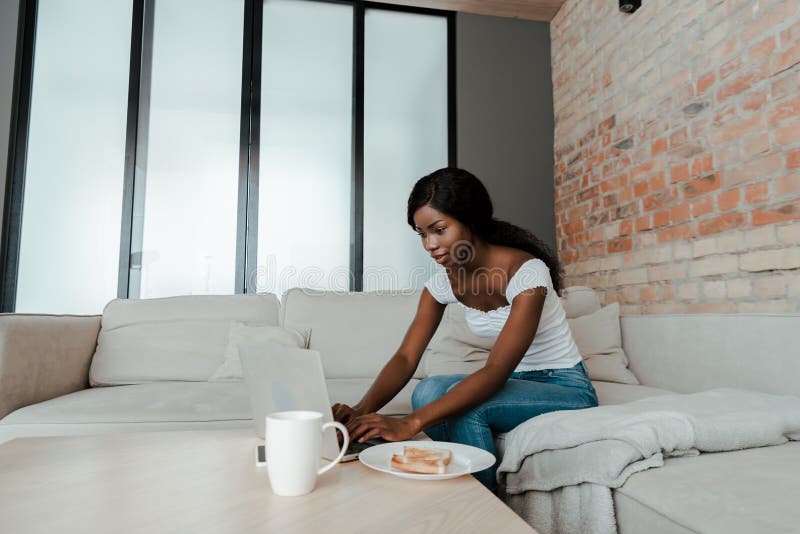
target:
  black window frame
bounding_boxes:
[0,0,457,311]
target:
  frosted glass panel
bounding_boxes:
[363,10,448,292]
[135,0,244,298]
[256,0,352,297]
[16,0,133,314]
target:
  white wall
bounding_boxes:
[456,12,555,250]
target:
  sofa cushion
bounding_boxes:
[568,303,639,385]
[0,379,416,443]
[90,294,281,386]
[423,303,496,376]
[621,314,800,396]
[280,288,425,379]
[614,491,694,534]
[208,322,310,382]
[1,382,253,425]
[561,285,601,319]
[592,380,673,405]
[615,442,800,534]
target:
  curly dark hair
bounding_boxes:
[407,167,563,294]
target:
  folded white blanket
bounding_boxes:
[496,388,800,534]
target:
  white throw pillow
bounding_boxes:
[208,322,310,382]
[567,302,639,385]
[561,286,601,318]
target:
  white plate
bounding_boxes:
[358,441,496,481]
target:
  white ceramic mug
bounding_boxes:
[265,410,349,496]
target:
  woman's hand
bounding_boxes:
[347,414,421,443]
[332,403,366,446]
[332,403,364,425]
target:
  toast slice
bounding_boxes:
[402,446,452,465]
[390,453,447,475]
[390,445,453,474]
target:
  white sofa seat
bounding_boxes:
[0,383,254,442]
[0,379,418,444]
[615,442,800,534]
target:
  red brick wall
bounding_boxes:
[551,0,800,313]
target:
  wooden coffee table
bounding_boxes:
[0,429,536,533]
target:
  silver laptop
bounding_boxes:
[239,340,383,462]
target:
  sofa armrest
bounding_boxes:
[0,313,100,419]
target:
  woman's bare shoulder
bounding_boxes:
[496,246,537,278]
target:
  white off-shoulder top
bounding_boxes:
[424,258,582,372]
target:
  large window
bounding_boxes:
[256,0,353,296]
[132,0,245,298]
[15,0,133,314]
[2,0,455,313]
[363,8,448,292]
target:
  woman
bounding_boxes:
[332,167,597,492]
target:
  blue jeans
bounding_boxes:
[411,361,598,492]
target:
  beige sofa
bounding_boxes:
[1,288,798,533]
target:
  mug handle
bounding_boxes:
[318,421,349,476]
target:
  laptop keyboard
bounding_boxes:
[345,438,386,455]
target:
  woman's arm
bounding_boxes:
[349,288,546,442]
[333,288,445,423]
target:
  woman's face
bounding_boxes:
[412,205,474,267]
